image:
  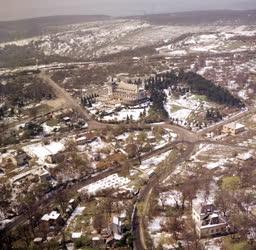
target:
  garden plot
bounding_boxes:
[158,190,183,207]
[78,173,132,195]
[164,91,211,122]
[66,206,86,227]
[191,143,238,170]
[139,151,171,173]
[23,140,65,164]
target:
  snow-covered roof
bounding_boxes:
[72,232,82,239]
[33,237,43,243]
[78,173,131,195]
[41,211,60,221]
[237,152,253,161]
[113,233,123,240]
[113,216,120,226]
[224,122,245,130]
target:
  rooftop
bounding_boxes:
[225,122,245,130]
[41,210,60,221]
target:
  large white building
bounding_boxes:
[107,80,147,105]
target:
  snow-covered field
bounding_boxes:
[190,143,239,171]
[101,106,149,122]
[157,26,256,56]
[0,19,223,60]
[159,190,183,207]
[164,90,212,128]
[139,151,171,173]
[78,173,131,195]
[23,140,65,164]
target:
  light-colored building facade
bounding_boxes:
[223,122,245,135]
[192,202,228,238]
[107,80,146,105]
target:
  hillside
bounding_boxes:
[0,15,110,43]
[134,9,256,25]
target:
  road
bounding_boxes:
[3,70,256,248]
[38,71,105,130]
[2,138,192,234]
[132,141,196,250]
[198,108,255,136]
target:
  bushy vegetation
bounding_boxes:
[146,70,243,109]
[180,71,244,107]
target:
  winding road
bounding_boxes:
[3,70,255,250]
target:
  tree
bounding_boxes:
[222,176,241,192]
[163,211,184,241]
[93,214,107,233]
[0,183,12,212]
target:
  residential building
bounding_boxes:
[192,202,228,238]
[223,122,245,135]
[41,210,63,228]
[15,150,31,167]
[111,211,127,241]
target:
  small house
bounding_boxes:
[41,210,63,228]
[111,211,127,241]
[15,150,31,167]
[223,123,245,136]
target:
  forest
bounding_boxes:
[146,70,243,113]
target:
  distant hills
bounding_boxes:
[0,15,110,43]
[134,9,256,25]
[0,10,255,43]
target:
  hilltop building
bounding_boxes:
[107,79,147,105]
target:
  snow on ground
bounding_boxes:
[157,26,256,56]
[88,137,108,153]
[205,159,228,170]
[238,89,249,100]
[101,107,149,122]
[116,132,130,141]
[169,108,192,120]
[42,123,60,135]
[23,140,65,164]
[78,173,131,195]
[66,206,85,227]
[159,190,183,207]
[193,182,218,206]
[148,217,166,233]
[201,238,222,250]
[164,91,210,122]
[139,151,171,173]
[0,37,40,48]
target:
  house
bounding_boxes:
[192,202,228,238]
[223,123,245,135]
[15,150,31,167]
[47,152,65,164]
[41,210,64,228]
[111,211,127,241]
[72,232,82,239]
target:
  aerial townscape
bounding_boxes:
[1,5,256,250]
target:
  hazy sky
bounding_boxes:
[1,0,256,21]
